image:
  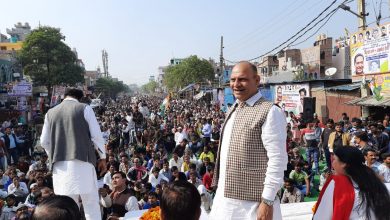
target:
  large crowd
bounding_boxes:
[0,94,389,219]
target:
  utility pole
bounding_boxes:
[357,0,367,31]
[340,1,368,30]
[219,36,224,88]
[357,0,370,117]
[102,50,109,78]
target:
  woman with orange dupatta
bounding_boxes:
[313,147,390,220]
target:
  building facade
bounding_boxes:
[258,55,279,76]
[278,49,301,71]
[300,35,333,79]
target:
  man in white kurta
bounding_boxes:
[209,62,287,220]
[41,92,106,220]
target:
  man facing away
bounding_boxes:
[40,88,106,220]
[160,181,201,220]
[210,61,287,220]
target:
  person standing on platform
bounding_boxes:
[210,61,287,220]
[40,88,106,220]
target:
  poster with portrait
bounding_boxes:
[350,23,390,78]
[363,73,390,98]
[273,83,310,115]
[50,86,66,107]
[17,96,28,111]
[7,81,32,96]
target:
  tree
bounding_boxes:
[18,26,84,97]
[163,55,214,91]
[95,77,129,98]
[293,68,305,81]
[141,80,158,94]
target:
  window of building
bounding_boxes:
[320,51,325,59]
[0,46,6,50]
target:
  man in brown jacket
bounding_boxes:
[328,122,351,153]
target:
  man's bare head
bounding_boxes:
[230,61,260,102]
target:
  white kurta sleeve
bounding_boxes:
[40,114,51,155]
[313,180,334,220]
[261,105,288,201]
[100,194,112,208]
[125,196,140,211]
[7,184,15,194]
[21,182,29,195]
[84,106,106,159]
[161,175,169,183]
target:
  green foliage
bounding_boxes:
[95,77,129,98]
[163,55,214,91]
[18,26,84,93]
[141,80,158,94]
[293,68,305,81]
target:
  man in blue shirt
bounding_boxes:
[3,127,22,165]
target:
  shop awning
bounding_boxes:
[193,91,204,100]
[345,96,390,107]
[178,83,195,93]
[325,83,361,91]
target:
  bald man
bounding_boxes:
[210,61,287,220]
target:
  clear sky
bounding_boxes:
[1,0,389,85]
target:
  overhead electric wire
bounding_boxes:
[290,10,338,47]
[367,15,390,25]
[224,0,326,55]
[283,8,341,48]
[226,0,351,63]
[371,0,379,19]
[224,0,304,50]
[246,0,339,61]
[377,0,383,25]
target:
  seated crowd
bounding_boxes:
[0,96,389,220]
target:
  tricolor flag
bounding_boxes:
[160,94,171,117]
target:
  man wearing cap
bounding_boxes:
[40,88,106,220]
[25,183,39,208]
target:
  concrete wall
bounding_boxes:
[258,56,278,76]
[311,86,361,122]
[325,91,361,121]
[278,49,301,71]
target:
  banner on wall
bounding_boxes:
[50,86,66,107]
[350,22,390,77]
[273,83,310,115]
[7,81,32,96]
[364,73,390,100]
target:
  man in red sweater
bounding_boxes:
[202,165,214,191]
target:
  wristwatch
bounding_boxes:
[261,197,274,206]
